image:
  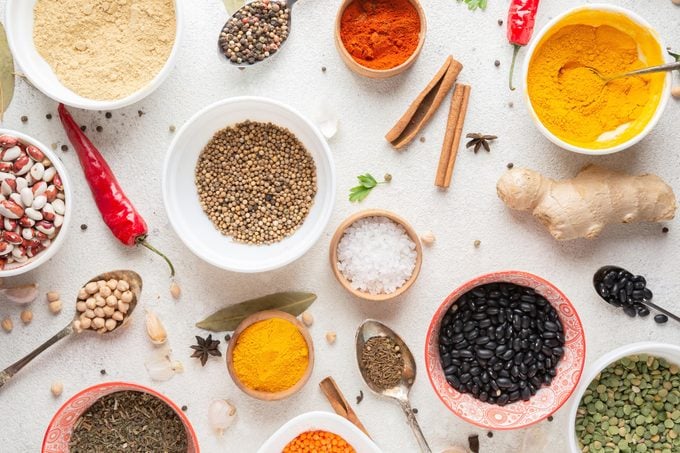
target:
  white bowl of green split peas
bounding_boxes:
[568,342,680,453]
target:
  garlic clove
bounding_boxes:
[145,309,167,345]
[1,283,39,304]
[208,399,237,436]
[145,348,181,382]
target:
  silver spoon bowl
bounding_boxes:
[593,265,679,324]
[0,270,142,390]
[218,0,298,68]
[356,320,431,453]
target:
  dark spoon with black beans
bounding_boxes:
[593,266,678,325]
[218,0,296,67]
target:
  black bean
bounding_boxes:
[618,289,628,304]
[632,290,645,300]
[460,373,472,384]
[643,289,653,300]
[463,321,476,332]
[477,349,494,359]
[636,305,650,317]
[623,305,637,318]
[444,365,457,374]
[654,314,669,324]
[501,349,514,360]
[475,336,490,345]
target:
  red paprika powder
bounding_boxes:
[340,0,421,70]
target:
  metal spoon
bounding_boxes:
[218,0,298,68]
[593,265,680,324]
[356,320,432,453]
[0,270,142,389]
[580,61,680,83]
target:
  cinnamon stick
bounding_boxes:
[385,56,463,149]
[435,84,471,188]
[319,377,371,438]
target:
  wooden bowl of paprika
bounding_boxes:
[226,310,315,401]
[335,0,427,79]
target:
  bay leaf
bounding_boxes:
[223,0,245,15]
[0,24,14,122]
[196,292,317,332]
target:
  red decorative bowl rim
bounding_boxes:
[42,381,200,452]
[424,270,586,430]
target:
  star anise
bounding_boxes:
[190,334,221,366]
[466,133,497,153]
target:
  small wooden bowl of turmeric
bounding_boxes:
[335,0,427,79]
[226,310,315,401]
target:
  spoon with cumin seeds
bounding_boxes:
[0,270,142,390]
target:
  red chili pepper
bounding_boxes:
[507,0,541,91]
[58,104,175,277]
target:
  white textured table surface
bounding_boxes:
[1,0,679,452]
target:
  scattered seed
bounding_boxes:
[80,125,87,132]
[138,110,145,117]
[224,334,231,342]
[105,112,112,119]
[672,86,680,98]
[468,434,480,453]
[547,415,554,422]
[46,113,52,120]
[301,311,314,327]
[419,136,426,143]
[321,66,327,72]
[420,231,436,246]
[474,239,481,248]
[412,408,418,414]
[356,390,364,404]
[20,115,28,123]
[48,300,63,314]
[326,331,337,344]
[61,145,69,152]
[100,369,107,375]
[96,126,103,133]
[51,381,63,397]
[1,317,12,332]
[487,432,493,438]
[170,281,181,299]
[655,313,669,324]
[181,405,188,411]
[20,309,33,324]
[384,173,392,182]
[498,19,503,26]
[169,125,176,133]
[80,224,88,231]
[507,162,514,169]
[47,291,60,302]
[494,60,500,67]
[51,143,58,150]
[662,227,669,233]
[508,102,514,108]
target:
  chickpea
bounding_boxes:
[106,295,118,307]
[85,298,96,309]
[48,300,62,314]
[106,279,118,290]
[112,312,124,321]
[117,280,130,292]
[84,309,96,319]
[95,296,106,307]
[76,302,87,312]
[92,317,105,329]
[94,307,104,318]
[100,286,112,298]
[47,291,60,302]
[121,291,133,304]
[118,301,130,314]
[105,319,117,331]
[103,306,115,317]
[85,282,98,294]
[80,317,92,330]
[77,288,88,300]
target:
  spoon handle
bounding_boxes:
[644,301,680,324]
[0,324,73,389]
[398,399,432,453]
[617,61,680,79]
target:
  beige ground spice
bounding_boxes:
[33,0,176,101]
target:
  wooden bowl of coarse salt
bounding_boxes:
[329,209,423,301]
[226,310,315,401]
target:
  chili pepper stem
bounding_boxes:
[509,45,521,91]
[137,238,176,277]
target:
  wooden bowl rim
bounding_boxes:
[226,310,315,401]
[329,209,423,302]
[333,0,428,78]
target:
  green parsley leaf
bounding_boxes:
[348,173,389,203]
[456,0,487,11]
[349,186,371,203]
[357,173,378,189]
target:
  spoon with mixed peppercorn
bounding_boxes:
[218,0,297,67]
[0,270,142,390]
[593,266,678,325]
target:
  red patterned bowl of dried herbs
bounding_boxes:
[42,381,199,453]
[425,270,586,430]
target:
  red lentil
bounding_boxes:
[282,430,356,453]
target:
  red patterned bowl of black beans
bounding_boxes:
[0,130,71,276]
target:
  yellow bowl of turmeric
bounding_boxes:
[524,5,671,154]
[335,0,427,78]
[227,310,314,401]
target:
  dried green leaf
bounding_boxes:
[223,0,245,15]
[456,0,488,11]
[357,174,378,189]
[196,292,317,332]
[0,24,15,122]
[349,186,371,202]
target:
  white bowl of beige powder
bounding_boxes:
[5,0,182,110]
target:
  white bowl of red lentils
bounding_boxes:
[0,130,71,277]
[257,411,382,453]
[162,97,336,273]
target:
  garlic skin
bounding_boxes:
[208,400,237,435]
[1,284,39,304]
[145,348,183,382]
[145,309,167,345]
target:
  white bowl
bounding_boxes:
[0,129,72,277]
[163,97,336,273]
[4,0,182,110]
[523,4,671,155]
[568,342,680,453]
[257,411,382,453]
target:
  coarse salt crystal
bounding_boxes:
[336,216,417,295]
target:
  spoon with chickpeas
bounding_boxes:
[0,270,142,390]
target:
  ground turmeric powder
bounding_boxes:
[527,13,665,149]
[339,0,421,70]
[232,317,309,393]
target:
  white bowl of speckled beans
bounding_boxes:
[568,342,680,453]
[163,96,336,273]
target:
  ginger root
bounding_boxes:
[497,165,677,240]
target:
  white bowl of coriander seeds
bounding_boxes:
[0,129,71,277]
[163,97,336,273]
[5,0,182,110]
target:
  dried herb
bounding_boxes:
[668,48,680,62]
[356,390,364,405]
[468,434,480,453]
[190,334,221,366]
[360,336,404,389]
[457,0,488,11]
[196,292,317,332]
[349,173,390,203]
[0,24,14,122]
[69,391,187,452]
[466,133,497,153]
